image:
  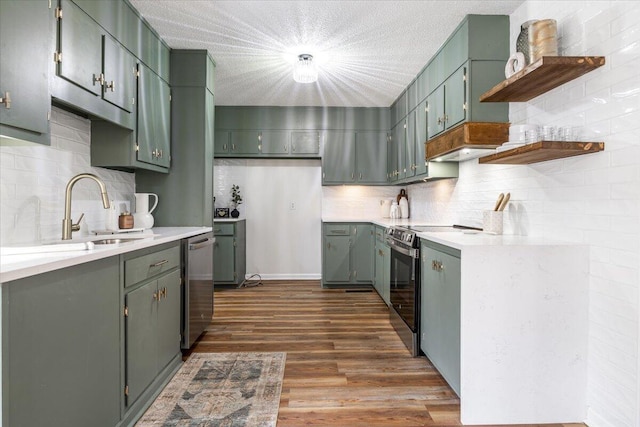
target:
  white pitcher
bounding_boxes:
[133,193,158,229]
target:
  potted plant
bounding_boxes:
[230,184,243,218]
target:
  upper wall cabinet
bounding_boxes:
[52,0,137,130]
[215,106,387,161]
[90,62,171,173]
[390,14,510,166]
[0,0,51,145]
[322,131,388,185]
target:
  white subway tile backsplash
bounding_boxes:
[0,107,135,246]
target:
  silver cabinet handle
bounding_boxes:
[93,73,105,86]
[105,80,115,92]
[189,237,215,250]
[0,91,11,109]
[150,259,169,268]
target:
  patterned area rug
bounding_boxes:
[136,352,286,427]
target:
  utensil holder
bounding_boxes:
[483,211,504,234]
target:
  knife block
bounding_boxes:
[483,211,504,234]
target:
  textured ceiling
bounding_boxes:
[129,0,524,107]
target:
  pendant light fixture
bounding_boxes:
[293,54,318,84]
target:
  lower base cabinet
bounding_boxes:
[373,226,390,305]
[2,241,185,427]
[420,239,461,396]
[125,269,181,406]
[213,220,246,285]
[2,257,121,427]
[322,222,374,287]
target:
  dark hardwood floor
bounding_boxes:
[189,281,584,427]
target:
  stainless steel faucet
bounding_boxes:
[62,173,111,240]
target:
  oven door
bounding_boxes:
[388,240,419,332]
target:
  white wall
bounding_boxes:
[214,159,322,280]
[0,107,135,245]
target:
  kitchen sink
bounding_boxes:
[91,237,146,245]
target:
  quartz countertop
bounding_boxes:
[0,226,212,283]
[322,216,579,249]
[214,218,245,222]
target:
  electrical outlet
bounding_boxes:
[290,202,296,210]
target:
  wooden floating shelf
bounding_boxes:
[478,141,605,165]
[480,56,606,102]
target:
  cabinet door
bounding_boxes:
[381,243,391,305]
[215,130,230,154]
[125,280,158,406]
[214,235,236,282]
[0,0,50,143]
[137,64,171,168]
[388,127,398,182]
[374,241,384,296]
[356,131,388,184]
[260,130,289,154]
[351,225,374,283]
[415,100,428,176]
[323,234,351,283]
[396,120,407,180]
[291,131,320,154]
[444,65,467,130]
[103,34,137,112]
[420,244,461,396]
[230,131,260,154]
[57,0,102,96]
[3,258,120,427]
[322,131,356,184]
[427,85,445,139]
[406,110,416,178]
[157,269,182,371]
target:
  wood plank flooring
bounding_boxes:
[188,281,585,427]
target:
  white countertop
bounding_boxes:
[214,218,245,222]
[0,227,212,283]
[322,216,579,249]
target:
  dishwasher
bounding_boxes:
[181,232,215,349]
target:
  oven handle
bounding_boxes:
[387,238,419,259]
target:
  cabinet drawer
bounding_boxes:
[323,224,350,235]
[213,223,235,236]
[375,227,386,242]
[125,245,180,287]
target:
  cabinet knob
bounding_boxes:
[0,92,11,109]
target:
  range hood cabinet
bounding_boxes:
[426,122,510,162]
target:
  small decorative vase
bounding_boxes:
[231,208,240,218]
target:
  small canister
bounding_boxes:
[119,212,134,229]
[528,19,558,63]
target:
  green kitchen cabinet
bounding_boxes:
[323,131,388,185]
[355,131,388,184]
[414,100,428,176]
[322,131,356,184]
[230,130,261,155]
[215,130,230,155]
[213,220,246,286]
[322,226,352,284]
[54,0,137,127]
[0,0,51,145]
[137,63,171,168]
[2,257,121,427]
[122,242,182,411]
[291,131,321,155]
[420,239,461,396]
[405,110,417,179]
[322,223,374,287]
[260,130,290,154]
[373,226,391,306]
[426,64,467,139]
[91,62,171,173]
[390,121,407,181]
[137,50,215,227]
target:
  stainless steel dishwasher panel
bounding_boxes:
[182,232,214,349]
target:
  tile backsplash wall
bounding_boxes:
[0,107,135,245]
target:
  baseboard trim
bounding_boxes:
[244,274,322,281]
